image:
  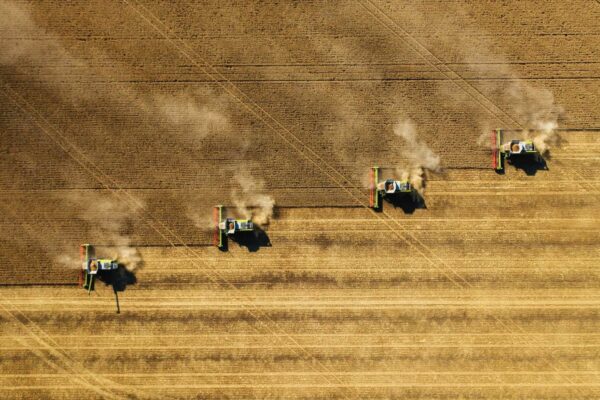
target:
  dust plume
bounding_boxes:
[83,197,143,271]
[54,254,80,269]
[231,171,275,226]
[509,83,562,156]
[57,193,144,271]
[389,2,566,156]
[530,122,560,156]
[187,209,214,233]
[393,119,441,191]
[0,0,87,94]
[475,84,562,157]
[154,90,231,141]
[155,89,275,228]
[451,17,564,155]
[0,1,61,64]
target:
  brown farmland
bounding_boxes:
[1,1,599,399]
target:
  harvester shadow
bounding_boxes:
[217,237,229,252]
[97,264,137,314]
[229,227,272,252]
[507,154,548,176]
[384,191,427,214]
[98,264,137,292]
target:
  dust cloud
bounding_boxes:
[0,0,89,104]
[511,83,562,156]
[57,193,144,271]
[154,90,231,141]
[0,2,64,65]
[455,19,564,154]
[54,254,80,269]
[232,170,275,226]
[187,211,215,232]
[475,82,562,156]
[166,93,276,228]
[389,2,566,155]
[393,119,441,191]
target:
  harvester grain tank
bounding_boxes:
[369,166,412,209]
[492,129,538,172]
[213,205,254,248]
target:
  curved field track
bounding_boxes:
[1,1,599,399]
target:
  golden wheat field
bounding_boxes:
[1,1,599,399]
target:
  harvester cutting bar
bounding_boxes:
[369,166,380,209]
[79,244,91,287]
[369,168,374,207]
[213,205,224,248]
[492,129,503,171]
[491,130,497,169]
[79,245,85,286]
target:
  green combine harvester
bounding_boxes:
[492,129,538,172]
[213,205,254,249]
[369,166,412,209]
[79,244,118,294]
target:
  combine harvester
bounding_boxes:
[369,166,412,210]
[79,244,118,293]
[213,205,254,249]
[492,129,540,172]
[79,244,122,313]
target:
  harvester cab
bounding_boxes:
[378,179,411,194]
[213,205,254,248]
[492,129,538,172]
[79,244,118,293]
[369,166,412,209]
[504,139,536,155]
